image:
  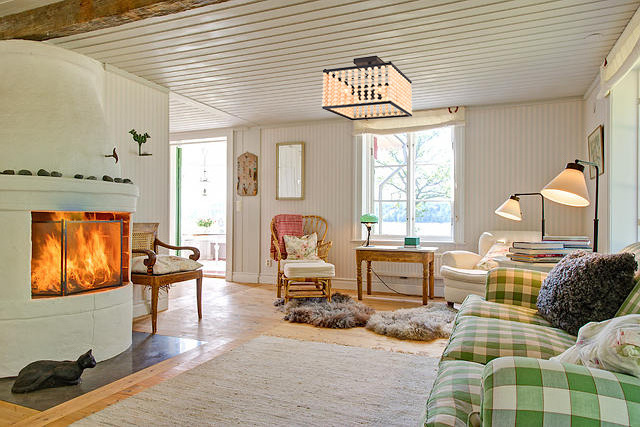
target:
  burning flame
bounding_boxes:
[31,212,121,296]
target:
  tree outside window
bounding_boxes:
[367,127,455,240]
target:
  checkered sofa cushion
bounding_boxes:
[479,356,640,426]
[616,278,640,317]
[485,268,547,310]
[442,316,575,365]
[457,294,551,327]
[424,360,483,427]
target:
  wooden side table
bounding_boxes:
[355,246,437,305]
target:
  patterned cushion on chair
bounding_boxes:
[424,360,483,427]
[616,277,640,317]
[457,294,551,327]
[485,268,547,310]
[441,316,576,365]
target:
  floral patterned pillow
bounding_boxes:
[284,233,320,260]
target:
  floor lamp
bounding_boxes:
[541,159,599,252]
[494,192,546,238]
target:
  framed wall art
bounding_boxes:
[587,125,604,179]
[237,152,258,196]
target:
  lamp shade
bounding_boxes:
[495,196,522,221]
[360,214,378,224]
[541,162,590,207]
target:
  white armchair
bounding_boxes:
[441,230,541,305]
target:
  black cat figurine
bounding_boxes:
[11,350,97,393]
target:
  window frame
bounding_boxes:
[357,125,464,244]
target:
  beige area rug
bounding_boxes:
[73,336,439,426]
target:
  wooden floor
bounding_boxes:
[3,279,447,426]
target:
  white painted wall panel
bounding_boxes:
[104,67,170,315]
[233,98,588,295]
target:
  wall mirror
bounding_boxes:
[276,142,305,200]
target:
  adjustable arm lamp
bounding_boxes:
[540,159,599,251]
[495,192,545,238]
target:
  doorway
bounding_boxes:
[172,138,227,277]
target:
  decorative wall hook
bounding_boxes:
[104,147,119,163]
[448,106,459,114]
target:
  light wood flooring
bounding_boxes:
[3,279,447,426]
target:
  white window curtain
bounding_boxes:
[599,8,640,98]
[352,107,465,135]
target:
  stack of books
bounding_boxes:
[506,236,592,263]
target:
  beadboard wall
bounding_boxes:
[104,66,170,316]
[232,98,588,295]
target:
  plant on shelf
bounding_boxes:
[129,129,152,156]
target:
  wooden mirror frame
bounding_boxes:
[276,141,305,200]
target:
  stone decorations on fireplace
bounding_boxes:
[0,40,139,377]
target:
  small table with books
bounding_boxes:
[499,236,592,272]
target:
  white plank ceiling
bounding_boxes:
[47,0,640,132]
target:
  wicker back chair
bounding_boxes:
[270,215,332,297]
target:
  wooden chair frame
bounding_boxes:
[270,215,333,298]
[131,223,203,334]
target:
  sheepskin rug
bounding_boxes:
[365,303,458,341]
[275,293,375,328]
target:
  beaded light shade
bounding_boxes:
[322,56,412,120]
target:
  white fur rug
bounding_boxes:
[366,303,457,341]
[72,336,438,426]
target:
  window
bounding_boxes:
[362,126,461,242]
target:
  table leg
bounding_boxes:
[366,261,372,295]
[422,262,429,305]
[429,259,435,299]
[356,258,363,300]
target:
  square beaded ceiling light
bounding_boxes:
[322,56,412,120]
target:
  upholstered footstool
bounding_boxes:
[282,261,335,302]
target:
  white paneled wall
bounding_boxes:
[465,99,586,241]
[232,98,588,295]
[105,67,170,241]
[104,66,170,316]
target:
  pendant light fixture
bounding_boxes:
[322,56,412,120]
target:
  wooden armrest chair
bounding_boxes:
[270,215,333,298]
[131,223,203,334]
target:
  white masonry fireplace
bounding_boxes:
[0,40,138,377]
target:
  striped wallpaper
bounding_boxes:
[232,98,587,294]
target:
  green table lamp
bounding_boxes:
[360,214,378,247]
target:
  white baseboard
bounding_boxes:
[232,272,260,283]
[251,274,444,298]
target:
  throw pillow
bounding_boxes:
[132,255,203,275]
[283,233,319,260]
[552,314,640,378]
[536,251,637,335]
[474,242,509,271]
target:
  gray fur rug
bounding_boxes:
[274,293,375,328]
[366,303,458,341]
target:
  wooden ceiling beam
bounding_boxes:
[0,0,231,41]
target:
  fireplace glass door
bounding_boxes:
[32,217,123,296]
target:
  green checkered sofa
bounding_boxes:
[425,268,640,426]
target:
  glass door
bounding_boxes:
[173,139,227,276]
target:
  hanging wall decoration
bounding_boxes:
[129,129,152,156]
[237,152,258,196]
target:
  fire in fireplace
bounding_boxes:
[31,212,131,297]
